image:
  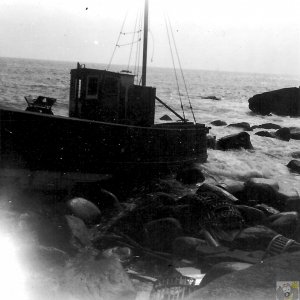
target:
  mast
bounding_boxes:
[142,0,149,86]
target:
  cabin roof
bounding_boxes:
[70,68,135,78]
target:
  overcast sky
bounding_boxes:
[1,0,300,75]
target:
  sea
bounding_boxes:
[0,56,299,191]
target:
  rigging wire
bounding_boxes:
[127,13,139,70]
[107,12,128,70]
[164,15,186,122]
[167,16,196,124]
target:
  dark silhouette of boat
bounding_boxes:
[0,0,208,180]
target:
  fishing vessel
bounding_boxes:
[0,0,208,181]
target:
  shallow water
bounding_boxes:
[0,56,299,189]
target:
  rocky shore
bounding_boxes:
[1,130,300,300]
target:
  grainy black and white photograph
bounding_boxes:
[0,0,300,299]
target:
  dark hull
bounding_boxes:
[0,107,208,174]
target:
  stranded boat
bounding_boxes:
[0,0,208,178]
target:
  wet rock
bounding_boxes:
[254,203,280,216]
[227,122,252,131]
[207,135,217,149]
[176,165,205,184]
[236,205,266,225]
[251,123,281,130]
[172,236,206,260]
[65,215,91,247]
[283,193,300,213]
[187,252,300,300]
[287,160,300,173]
[216,179,246,201]
[200,262,253,287]
[61,253,136,300]
[67,197,101,225]
[232,225,277,251]
[96,189,122,213]
[244,178,279,205]
[143,218,183,251]
[160,114,172,121]
[268,212,298,237]
[217,132,253,150]
[275,127,290,141]
[211,120,227,126]
[248,87,300,116]
[291,151,300,159]
[290,127,300,140]
[254,130,274,138]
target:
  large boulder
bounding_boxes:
[187,251,300,300]
[248,87,300,116]
[217,132,253,150]
[268,212,299,237]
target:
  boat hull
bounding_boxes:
[0,107,208,174]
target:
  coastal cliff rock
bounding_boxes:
[248,87,300,116]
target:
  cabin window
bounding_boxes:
[86,76,99,98]
[103,77,119,95]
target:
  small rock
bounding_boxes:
[291,151,300,159]
[201,95,221,100]
[160,114,172,121]
[287,160,300,173]
[275,127,290,141]
[290,127,300,140]
[251,123,281,130]
[244,178,279,205]
[217,132,253,150]
[176,165,205,184]
[211,120,227,126]
[268,212,298,237]
[200,262,253,287]
[67,197,101,225]
[254,131,274,138]
[232,225,278,251]
[144,218,183,251]
[172,237,206,260]
[236,205,266,225]
[227,122,252,131]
